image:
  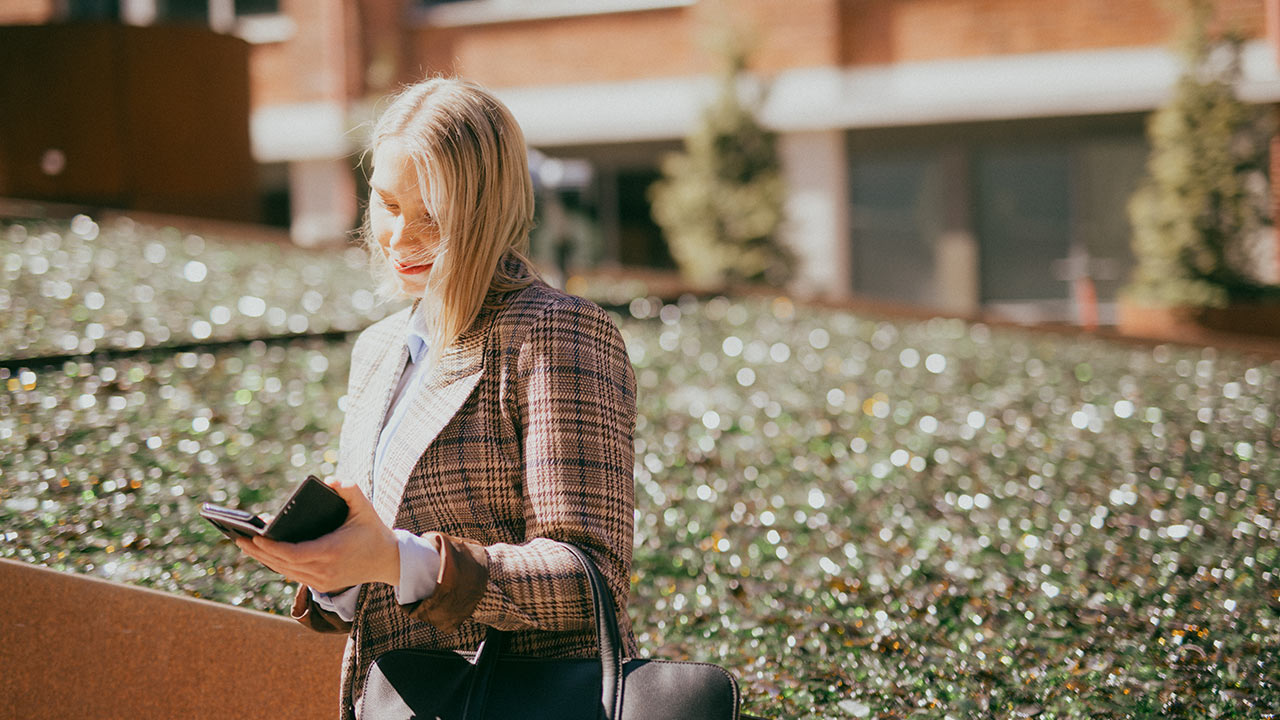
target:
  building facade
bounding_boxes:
[5,0,1280,320]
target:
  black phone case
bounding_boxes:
[201,475,349,543]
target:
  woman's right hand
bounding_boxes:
[234,479,401,594]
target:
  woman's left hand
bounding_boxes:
[235,478,400,594]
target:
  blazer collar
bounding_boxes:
[365,299,496,525]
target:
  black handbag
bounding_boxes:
[362,543,764,720]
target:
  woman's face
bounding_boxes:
[369,140,440,297]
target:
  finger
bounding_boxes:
[242,547,311,581]
[262,536,350,586]
[240,547,286,574]
[250,535,319,565]
[285,530,340,560]
[246,537,310,570]
[258,531,342,568]
[236,538,277,565]
[327,479,368,510]
[237,540,282,566]
[251,534,286,553]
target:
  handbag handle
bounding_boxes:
[466,543,624,720]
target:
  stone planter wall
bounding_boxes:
[1117,298,1280,344]
[0,559,346,720]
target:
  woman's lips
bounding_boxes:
[393,260,431,275]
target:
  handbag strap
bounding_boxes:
[462,629,505,720]
[561,542,624,720]
[466,542,624,720]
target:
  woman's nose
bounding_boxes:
[386,216,406,250]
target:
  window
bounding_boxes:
[849,116,1146,318]
[975,146,1072,303]
[850,153,945,307]
[234,0,279,14]
[155,0,211,25]
[65,0,121,21]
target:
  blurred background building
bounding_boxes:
[3,0,1280,322]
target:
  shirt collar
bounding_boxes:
[405,302,430,365]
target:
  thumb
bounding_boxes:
[326,477,369,510]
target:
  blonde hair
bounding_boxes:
[362,77,536,367]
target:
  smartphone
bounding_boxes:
[201,474,349,543]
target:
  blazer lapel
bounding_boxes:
[371,308,491,526]
[352,310,413,500]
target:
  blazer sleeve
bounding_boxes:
[290,584,354,634]
[466,297,637,633]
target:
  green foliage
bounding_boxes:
[1127,0,1275,308]
[0,216,384,359]
[649,45,792,290]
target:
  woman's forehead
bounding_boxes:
[370,141,421,196]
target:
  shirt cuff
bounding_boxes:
[310,584,361,623]
[393,528,442,605]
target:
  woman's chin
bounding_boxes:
[395,273,429,296]
[389,260,432,293]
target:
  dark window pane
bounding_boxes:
[850,153,943,306]
[66,0,121,21]
[618,169,673,269]
[235,0,279,15]
[975,147,1071,302]
[1072,137,1146,302]
[156,0,210,24]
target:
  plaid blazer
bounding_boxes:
[290,277,638,719]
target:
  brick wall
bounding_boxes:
[354,0,412,96]
[406,0,1267,89]
[0,0,56,25]
[413,6,700,87]
[248,0,353,107]
[842,0,1266,66]
[411,0,844,89]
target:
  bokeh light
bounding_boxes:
[2,216,1278,719]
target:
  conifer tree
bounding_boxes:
[1127,0,1274,307]
[649,42,792,289]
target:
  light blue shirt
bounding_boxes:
[311,304,442,621]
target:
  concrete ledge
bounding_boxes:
[0,559,346,720]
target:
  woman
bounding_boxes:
[234,77,638,719]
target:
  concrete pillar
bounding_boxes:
[1271,105,1280,283]
[120,0,157,25]
[288,157,358,247]
[936,147,980,315]
[779,129,851,299]
[1268,2,1280,282]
